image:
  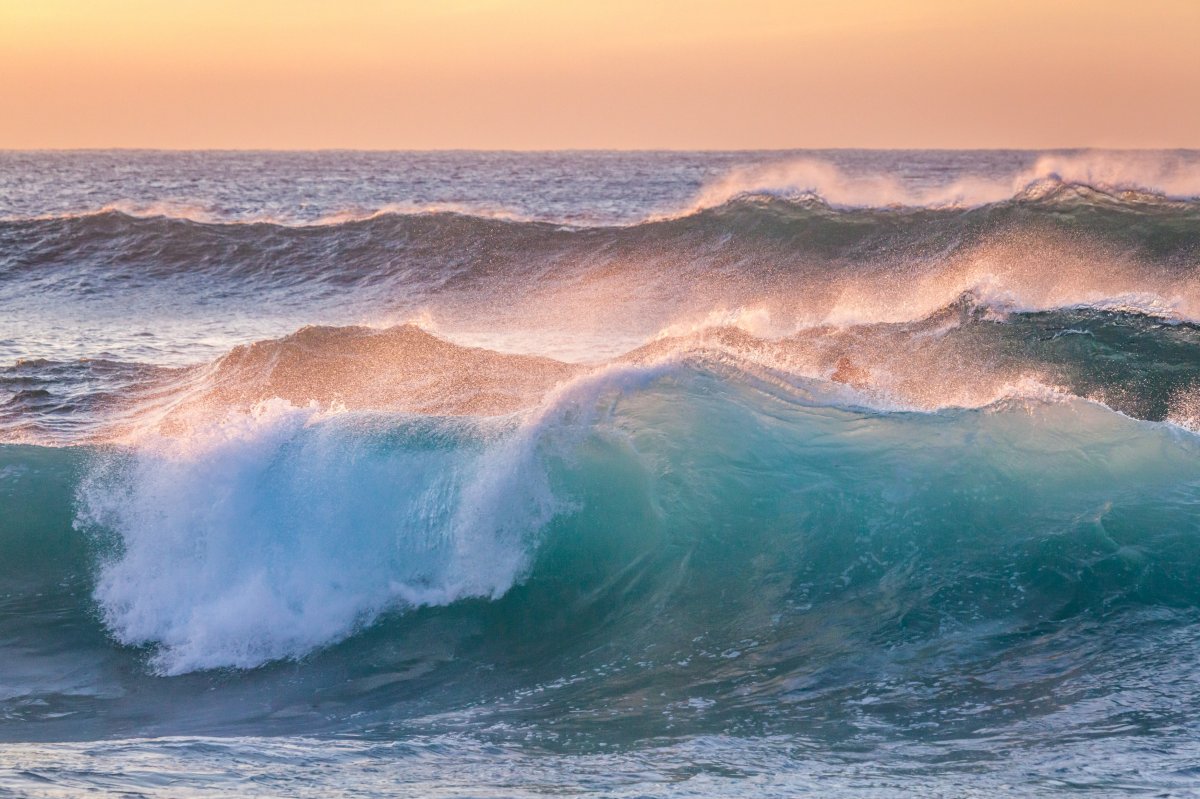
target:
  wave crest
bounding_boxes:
[681,151,1200,213]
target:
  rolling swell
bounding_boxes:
[4,182,1198,375]
[3,182,1200,283]
[3,360,1200,745]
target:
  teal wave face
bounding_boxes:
[931,306,1200,421]
[3,367,1200,746]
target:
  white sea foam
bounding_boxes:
[78,399,555,674]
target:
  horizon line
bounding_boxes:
[5,146,1200,155]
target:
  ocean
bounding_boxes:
[2,149,1200,796]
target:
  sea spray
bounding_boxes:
[5,151,1200,795]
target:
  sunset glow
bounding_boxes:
[4,0,1199,149]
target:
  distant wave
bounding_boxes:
[4,184,1199,301]
[0,199,539,228]
[5,153,1200,230]
[674,151,1200,215]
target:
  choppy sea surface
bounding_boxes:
[2,149,1200,797]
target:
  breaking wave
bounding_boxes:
[3,155,1200,791]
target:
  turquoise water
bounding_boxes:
[2,150,1200,796]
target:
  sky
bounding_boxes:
[2,0,1199,150]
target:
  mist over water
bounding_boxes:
[2,150,1200,797]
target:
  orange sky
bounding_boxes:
[2,0,1198,150]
